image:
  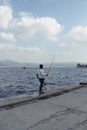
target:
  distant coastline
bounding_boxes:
[0,60,77,68]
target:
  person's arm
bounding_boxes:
[43,70,48,76]
[41,69,48,78]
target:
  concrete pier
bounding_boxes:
[0,84,87,130]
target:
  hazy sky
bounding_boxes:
[0,0,87,63]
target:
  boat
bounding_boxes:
[77,63,87,68]
[23,66,32,69]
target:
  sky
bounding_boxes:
[0,0,87,63]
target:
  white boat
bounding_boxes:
[23,66,32,69]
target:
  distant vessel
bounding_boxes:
[77,63,87,68]
[23,66,32,69]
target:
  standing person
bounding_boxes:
[36,64,48,95]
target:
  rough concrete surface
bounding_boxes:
[0,86,87,130]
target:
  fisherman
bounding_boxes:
[36,64,48,95]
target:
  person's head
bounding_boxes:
[39,64,43,69]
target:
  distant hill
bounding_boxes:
[0,60,38,67]
[0,60,77,68]
[0,60,22,67]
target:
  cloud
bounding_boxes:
[0,5,62,41]
[0,5,64,62]
[69,26,87,41]
[0,43,47,62]
[59,42,66,47]
[10,12,63,41]
[0,5,12,28]
[0,32,15,42]
[0,43,40,52]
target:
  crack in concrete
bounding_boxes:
[66,107,87,115]
[67,119,87,130]
[27,107,87,130]
[26,109,67,130]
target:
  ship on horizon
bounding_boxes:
[77,63,87,68]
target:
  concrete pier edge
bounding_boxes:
[0,83,87,109]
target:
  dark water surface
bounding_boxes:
[0,67,87,98]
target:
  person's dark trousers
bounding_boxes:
[39,78,44,95]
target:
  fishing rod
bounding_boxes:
[44,55,55,86]
[47,55,55,75]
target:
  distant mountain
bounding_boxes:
[0,60,77,68]
[0,60,22,67]
[0,60,38,67]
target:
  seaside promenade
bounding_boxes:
[0,84,87,130]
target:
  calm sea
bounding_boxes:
[0,66,87,98]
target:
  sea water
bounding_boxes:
[0,66,87,98]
